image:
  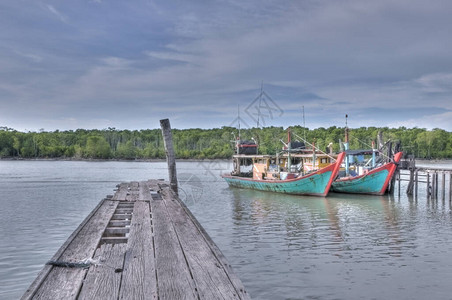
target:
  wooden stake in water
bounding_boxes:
[432,172,438,199]
[431,172,434,199]
[160,118,178,195]
[435,172,438,199]
[449,172,452,202]
[414,169,419,198]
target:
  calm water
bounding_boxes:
[1,160,452,299]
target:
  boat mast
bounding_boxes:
[257,82,263,128]
[287,127,292,172]
[238,104,241,141]
[302,105,306,141]
[312,140,316,170]
[236,104,241,155]
[371,140,376,168]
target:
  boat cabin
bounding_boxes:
[230,152,336,180]
[339,149,380,177]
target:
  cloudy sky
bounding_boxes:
[1,0,451,132]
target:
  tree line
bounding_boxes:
[0,126,451,160]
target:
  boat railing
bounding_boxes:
[292,133,338,162]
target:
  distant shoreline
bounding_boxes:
[0,157,229,163]
[1,157,451,164]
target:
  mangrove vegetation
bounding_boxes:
[0,126,451,160]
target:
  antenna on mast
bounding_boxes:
[345,114,349,143]
[257,81,263,128]
[238,104,241,140]
[302,105,306,141]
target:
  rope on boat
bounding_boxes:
[292,133,337,161]
[46,258,99,269]
[350,136,391,160]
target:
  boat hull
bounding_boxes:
[222,152,345,197]
[331,152,403,195]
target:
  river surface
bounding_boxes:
[1,160,451,299]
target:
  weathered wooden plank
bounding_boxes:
[113,183,129,201]
[78,243,127,300]
[22,199,111,300]
[108,220,131,227]
[26,200,118,300]
[124,181,140,201]
[119,201,158,299]
[104,227,130,235]
[164,186,250,299]
[138,181,153,201]
[151,194,198,299]
[100,237,128,244]
[111,214,132,220]
[160,188,250,299]
[31,268,87,300]
[114,208,134,214]
[117,203,134,208]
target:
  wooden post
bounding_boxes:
[387,141,393,164]
[377,131,384,151]
[406,169,414,195]
[398,170,401,197]
[414,169,418,198]
[160,119,178,195]
[441,172,445,201]
[449,172,452,202]
[427,171,430,199]
[432,172,437,199]
[435,171,439,199]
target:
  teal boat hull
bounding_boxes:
[222,152,345,197]
[331,152,403,195]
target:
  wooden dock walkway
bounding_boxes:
[22,179,250,300]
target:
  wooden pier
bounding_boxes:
[22,180,250,300]
[398,156,452,201]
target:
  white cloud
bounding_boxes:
[101,57,131,68]
[144,51,197,64]
[45,4,68,23]
[388,110,452,131]
[14,51,43,63]
[415,73,452,93]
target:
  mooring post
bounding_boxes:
[449,172,452,202]
[160,118,178,195]
[435,172,439,199]
[441,172,445,201]
[414,169,418,198]
[432,172,435,199]
[427,171,430,199]
[407,169,414,195]
[432,172,437,199]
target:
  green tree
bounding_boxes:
[85,136,111,158]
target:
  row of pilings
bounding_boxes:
[396,155,452,201]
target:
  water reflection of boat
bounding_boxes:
[230,189,393,245]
